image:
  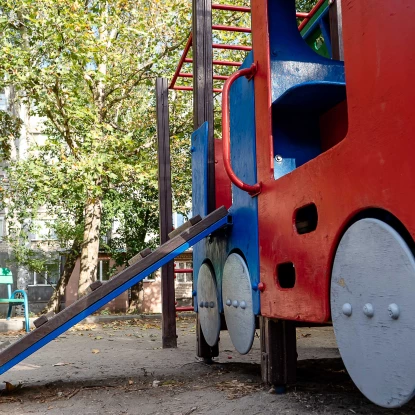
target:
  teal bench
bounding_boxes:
[0,268,29,332]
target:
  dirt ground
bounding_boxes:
[0,316,414,415]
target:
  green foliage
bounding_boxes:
[0,110,21,160]
[0,0,194,276]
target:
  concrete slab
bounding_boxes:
[0,318,35,333]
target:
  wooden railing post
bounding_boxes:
[156,77,177,349]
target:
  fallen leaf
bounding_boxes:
[94,336,103,340]
[53,362,71,367]
[128,380,134,385]
[91,349,100,354]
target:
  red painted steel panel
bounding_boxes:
[214,139,232,210]
[252,0,415,322]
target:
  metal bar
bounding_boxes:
[185,58,242,67]
[296,12,309,18]
[156,78,177,349]
[212,3,251,12]
[174,269,193,273]
[176,306,194,312]
[222,63,261,196]
[212,24,251,33]
[298,0,326,31]
[169,33,193,90]
[179,73,228,81]
[213,43,252,51]
[172,86,223,93]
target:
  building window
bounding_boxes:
[0,91,7,112]
[30,220,57,241]
[98,259,111,281]
[30,262,60,286]
[175,261,193,283]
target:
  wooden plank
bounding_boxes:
[168,215,202,239]
[329,0,343,60]
[0,206,228,367]
[192,0,215,214]
[33,311,55,328]
[156,77,177,349]
[89,280,103,291]
[260,317,297,387]
[128,247,152,266]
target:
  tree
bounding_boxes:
[0,0,193,306]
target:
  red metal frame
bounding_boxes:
[170,1,327,92]
[169,33,193,90]
[212,43,252,51]
[212,3,251,12]
[179,73,229,81]
[212,24,251,33]
[185,58,242,67]
[174,268,193,274]
[172,86,223,93]
[176,306,194,312]
[222,63,261,196]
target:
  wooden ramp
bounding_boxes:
[0,206,229,375]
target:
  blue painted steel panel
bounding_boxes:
[0,215,228,375]
[191,53,260,316]
[268,0,345,180]
[227,52,260,315]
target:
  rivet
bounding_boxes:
[190,146,196,152]
[240,301,247,309]
[192,290,197,297]
[209,301,215,308]
[363,303,374,318]
[226,299,232,306]
[199,301,204,308]
[204,301,209,308]
[275,154,283,163]
[258,282,266,292]
[342,303,352,316]
[232,300,239,308]
[388,303,400,320]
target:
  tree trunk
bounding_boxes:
[128,281,144,313]
[78,198,102,297]
[42,239,81,314]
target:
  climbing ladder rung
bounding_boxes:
[128,247,153,266]
[168,214,202,239]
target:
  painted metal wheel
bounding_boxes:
[331,218,415,408]
[197,262,220,347]
[222,253,255,354]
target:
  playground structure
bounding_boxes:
[168,0,415,409]
[0,0,414,410]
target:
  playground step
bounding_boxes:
[0,206,228,375]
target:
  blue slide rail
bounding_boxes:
[0,209,229,375]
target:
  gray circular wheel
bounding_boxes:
[222,253,255,354]
[331,218,415,408]
[197,262,220,347]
